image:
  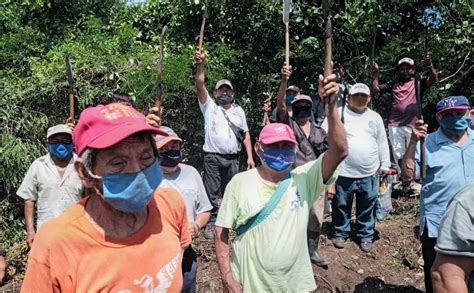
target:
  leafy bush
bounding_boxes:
[0,0,472,279]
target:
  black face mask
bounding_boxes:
[293,105,312,119]
[217,95,233,106]
[398,73,412,82]
[160,149,182,167]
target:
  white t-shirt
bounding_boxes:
[322,107,390,178]
[160,163,212,223]
[199,95,249,154]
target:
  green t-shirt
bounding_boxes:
[216,155,337,292]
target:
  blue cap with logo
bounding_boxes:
[436,96,470,114]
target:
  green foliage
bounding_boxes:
[0,0,472,274]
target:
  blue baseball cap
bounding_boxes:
[436,96,470,114]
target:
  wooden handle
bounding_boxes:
[420,138,426,179]
[285,25,289,66]
[69,93,74,121]
[199,17,206,51]
[324,38,332,77]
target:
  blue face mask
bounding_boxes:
[217,95,233,106]
[102,160,163,213]
[285,95,295,105]
[440,115,471,134]
[48,143,73,159]
[261,148,295,172]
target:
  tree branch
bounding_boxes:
[438,51,471,84]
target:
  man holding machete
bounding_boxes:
[214,72,347,292]
[401,95,474,293]
[275,62,331,266]
[194,48,255,240]
[372,55,437,192]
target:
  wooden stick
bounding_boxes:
[285,24,289,66]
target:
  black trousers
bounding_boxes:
[203,153,239,221]
[421,225,437,293]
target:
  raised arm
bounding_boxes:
[319,74,348,182]
[400,120,427,182]
[276,63,292,122]
[195,48,209,104]
[371,62,381,94]
[424,53,438,88]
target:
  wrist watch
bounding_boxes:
[0,250,6,257]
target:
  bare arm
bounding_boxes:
[190,212,211,238]
[400,120,427,182]
[261,99,271,126]
[432,254,474,293]
[424,54,438,88]
[0,255,5,284]
[214,226,242,292]
[371,63,381,94]
[24,199,35,247]
[243,132,255,169]
[276,64,292,122]
[195,48,209,104]
[319,74,348,182]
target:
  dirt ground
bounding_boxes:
[195,196,425,293]
[0,197,424,293]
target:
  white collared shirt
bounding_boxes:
[199,95,249,154]
[17,153,83,228]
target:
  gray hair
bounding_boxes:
[80,148,97,175]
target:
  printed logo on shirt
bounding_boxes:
[118,252,180,293]
[368,120,377,136]
[290,190,302,210]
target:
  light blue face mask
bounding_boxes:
[261,148,295,172]
[102,160,163,213]
[48,143,73,159]
[440,115,472,134]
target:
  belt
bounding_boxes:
[205,152,239,160]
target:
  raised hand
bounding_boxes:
[410,120,428,142]
[281,63,292,81]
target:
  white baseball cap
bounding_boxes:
[47,124,72,139]
[349,83,370,96]
[397,57,415,67]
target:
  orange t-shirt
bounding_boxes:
[21,187,191,292]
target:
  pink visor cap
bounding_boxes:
[73,103,168,155]
[258,123,297,145]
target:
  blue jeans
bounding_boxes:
[181,247,197,293]
[332,175,379,242]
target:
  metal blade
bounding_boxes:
[158,25,167,77]
[283,0,290,24]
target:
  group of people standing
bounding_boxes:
[2,45,472,293]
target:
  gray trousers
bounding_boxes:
[203,152,239,221]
